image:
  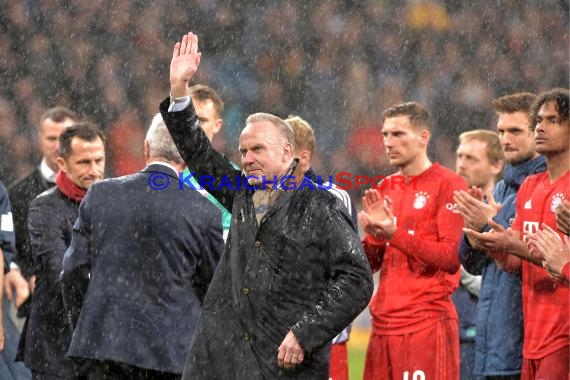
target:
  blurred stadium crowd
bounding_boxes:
[0,0,568,192]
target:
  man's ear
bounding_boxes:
[212,118,223,135]
[143,140,150,162]
[492,159,505,177]
[420,129,431,146]
[56,156,66,173]
[299,150,310,163]
[297,150,312,172]
[283,143,293,162]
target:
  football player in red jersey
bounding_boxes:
[464,88,569,380]
[359,102,466,380]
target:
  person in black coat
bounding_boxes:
[6,107,77,314]
[61,114,224,380]
[162,32,373,380]
[20,123,106,380]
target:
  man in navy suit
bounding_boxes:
[61,114,224,380]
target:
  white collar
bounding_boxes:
[39,158,57,183]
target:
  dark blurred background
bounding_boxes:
[0,0,568,197]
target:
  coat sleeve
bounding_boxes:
[159,98,242,212]
[290,198,373,352]
[8,186,34,278]
[0,182,15,266]
[459,235,488,275]
[61,187,93,329]
[27,195,71,283]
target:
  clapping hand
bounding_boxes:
[528,223,570,281]
[358,189,395,239]
[463,218,512,253]
[454,187,501,231]
[556,200,570,236]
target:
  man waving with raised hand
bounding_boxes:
[161,32,373,380]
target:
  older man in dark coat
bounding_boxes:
[161,32,373,380]
[61,114,224,380]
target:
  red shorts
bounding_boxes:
[363,319,459,380]
[329,342,348,380]
[521,345,569,380]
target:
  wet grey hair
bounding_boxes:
[145,113,184,164]
[245,112,295,150]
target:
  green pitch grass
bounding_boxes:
[347,327,369,379]
[348,344,366,379]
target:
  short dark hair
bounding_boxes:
[492,92,537,114]
[59,122,106,158]
[40,106,77,126]
[189,84,224,118]
[529,88,570,131]
[382,102,431,130]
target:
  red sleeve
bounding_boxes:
[389,175,464,274]
[362,234,387,273]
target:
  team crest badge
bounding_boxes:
[551,193,565,212]
[413,191,429,209]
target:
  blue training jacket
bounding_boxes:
[460,155,546,377]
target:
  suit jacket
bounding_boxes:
[20,186,81,377]
[61,164,224,375]
[8,168,53,279]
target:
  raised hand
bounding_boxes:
[170,32,201,97]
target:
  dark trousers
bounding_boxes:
[85,360,180,380]
[32,370,84,380]
[460,340,482,380]
[1,300,32,380]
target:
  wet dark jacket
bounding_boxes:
[8,168,53,279]
[18,186,80,377]
[460,155,546,376]
[61,165,224,375]
[160,98,373,380]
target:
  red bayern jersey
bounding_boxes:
[511,170,570,359]
[363,163,466,335]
